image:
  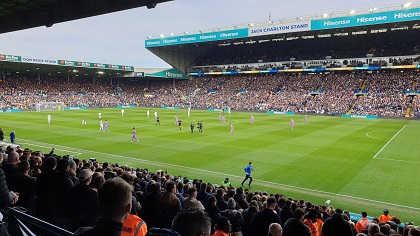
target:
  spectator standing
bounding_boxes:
[356,212,370,233]
[282,209,311,236]
[221,198,244,235]
[74,177,133,236]
[156,181,182,229]
[69,169,99,231]
[11,160,36,216]
[321,209,353,236]
[9,130,15,143]
[0,128,4,141]
[249,197,281,236]
[172,208,212,236]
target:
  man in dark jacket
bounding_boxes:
[0,168,19,208]
[9,130,15,143]
[0,128,4,141]
[1,151,19,188]
[69,169,99,231]
[249,197,281,236]
[283,208,311,236]
[74,177,133,236]
[233,187,249,210]
[156,181,182,229]
[216,188,228,211]
[50,158,75,230]
[321,208,353,236]
[279,200,294,227]
[11,161,36,215]
[142,182,162,228]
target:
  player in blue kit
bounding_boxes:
[241,162,254,188]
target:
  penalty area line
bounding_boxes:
[373,125,406,159]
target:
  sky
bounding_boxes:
[0,0,401,68]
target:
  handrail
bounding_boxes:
[7,208,73,236]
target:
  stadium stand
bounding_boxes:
[1,70,419,117]
[0,146,418,235]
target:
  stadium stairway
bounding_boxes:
[360,78,367,91]
[405,96,414,118]
[404,81,416,118]
[346,103,355,115]
[346,79,367,115]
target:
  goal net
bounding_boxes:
[35,102,64,112]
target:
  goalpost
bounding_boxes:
[35,102,65,112]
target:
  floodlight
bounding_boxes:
[323,13,329,18]
[404,2,412,8]
[349,10,355,15]
[159,34,164,38]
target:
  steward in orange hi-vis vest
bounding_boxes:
[122,214,148,236]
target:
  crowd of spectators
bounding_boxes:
[1,145,419,236]
[193,30,420,66]
[351,72,415,117]
[0,70,419,117]
[190,55,420,73]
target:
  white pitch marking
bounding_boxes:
[17,138,420,211]
[374,157,420,164]
[18,140,83,155]
[365,130,399,141]
[373,125,406,159]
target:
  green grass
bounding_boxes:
[1,108,420,222]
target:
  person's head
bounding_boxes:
[227,198,236,210]
[368,223,380,236]
[216,188,225,197]
[206,196,217,207]
[171,208,212,236]
[98,177,133,222]
[92,175,105,190]
[409,227,420,236]
[383,209,389,216]
[7,151,19,165]
[266,197,277,210]
[362,212,368,217]
[214,216,231,234]
[57,158,70,173]
[165,181,176,193]
[294,208,305,221]
[268,223,283,236]
[379,225,389,235]
[18,160,30,174]
[78,169,94,185]
[249,161,253,165]
[188,187,198,198]
[44,157,57,172]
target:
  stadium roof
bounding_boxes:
[0,0,172,34]
[0,53,134,78]
[145,3,420,74]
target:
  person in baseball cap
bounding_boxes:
[378,209,391,222]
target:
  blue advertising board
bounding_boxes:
[145,28,249,47]
[311,8,420,30]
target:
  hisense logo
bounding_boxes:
[166,71,183,78]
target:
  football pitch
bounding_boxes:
[1,108,419,222]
